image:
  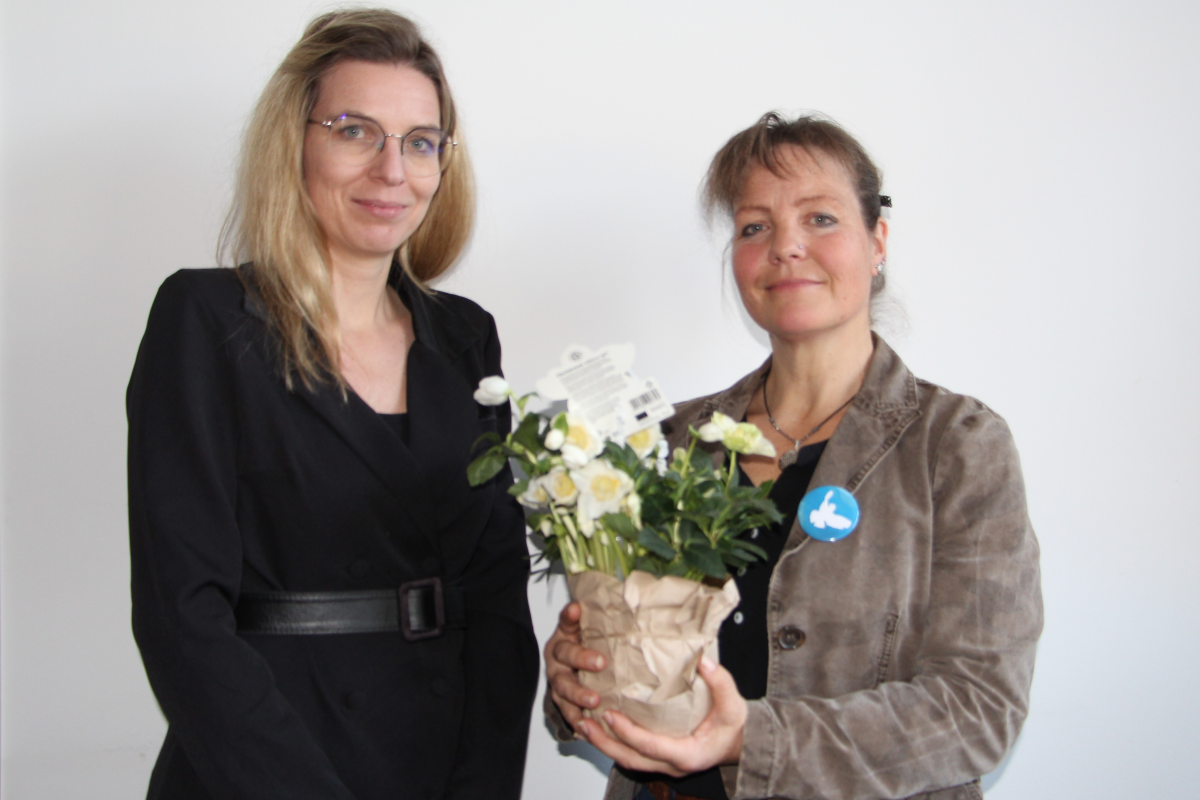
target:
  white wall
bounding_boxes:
[3,0,1198,797]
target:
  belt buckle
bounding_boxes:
[398,578,444,641]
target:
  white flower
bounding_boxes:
[623,491,643,529]
[473,376,511,406]
[560,444,591,469]
[542,467,579,505]
[625,423,664,458]
[564,413,603,460]
[517,479,549,509]
[577,514,595,538]
[543,428,565,451]
[700,412,777,458]
[539,518,554,536]
[571,460,634,521]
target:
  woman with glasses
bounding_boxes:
[543,114,1042,800]
[127,10,537,799]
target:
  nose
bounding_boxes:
[370,136,408,184]
[768,222,807,264]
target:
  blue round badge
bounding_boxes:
[799,486,860,542]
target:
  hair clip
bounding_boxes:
[879,195,892,219]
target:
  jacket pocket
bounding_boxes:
[874,612,900,687]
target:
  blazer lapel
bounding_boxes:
[294,380,440,551]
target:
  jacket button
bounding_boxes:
[343,690,366,710]
[776,625,806,650]
[431,677,448,697]
[421,557,441,574]
[348,559,370,578]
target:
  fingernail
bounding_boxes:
[577,721,590,736]
[592,656,604,669]
[603,711,614,726]
[700,656,716,672]
[587,694,599,708]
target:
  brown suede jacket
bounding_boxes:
[549,336,1043,800]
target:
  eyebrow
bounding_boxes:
[326,110,443,132]
[734,194,845,215]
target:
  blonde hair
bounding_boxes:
[220,8,475,389]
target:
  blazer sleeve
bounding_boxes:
[127,272,357,800]
[444,315,541,800]
[735,406,1043,800]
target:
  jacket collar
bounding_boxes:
[698,334,921,493]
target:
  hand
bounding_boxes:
[545,601,606,734]
[578,656,747,777]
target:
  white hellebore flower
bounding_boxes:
[543,427,565,451]
[517,479,549,509]
[625,423,664,458]
[559,444,591,470]
[473,376,511,406]
[542,467,579,505]
[571,460,634,522]
[701,412,777,458]
[564,413,604,460]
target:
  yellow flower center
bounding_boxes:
[566,424,593,451]
[627,428,654,451]
[589,474,622,502]
[548,472,577,497]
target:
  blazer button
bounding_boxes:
[431,677,448,697]
[421,557,441,574]
[343,690,366,710]
[348,559,370,579]
[776,625,806,650]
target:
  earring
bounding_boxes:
[875,259,886,275]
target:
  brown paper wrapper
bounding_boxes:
[568,570,740,738]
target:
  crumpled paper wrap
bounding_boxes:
[568,570,740,737]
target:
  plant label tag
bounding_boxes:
[534,344,671,440]
[614,377,674,438]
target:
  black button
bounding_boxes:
[348,559,370,578]
[776,625,806,650]
[430,677,448,697]
[343,690,366,710]
[421,557,440,574]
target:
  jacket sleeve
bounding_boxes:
[444,315,541,800]
[735,405,1043,800]
[127,272,357,800]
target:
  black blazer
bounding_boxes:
[127,268,538,800]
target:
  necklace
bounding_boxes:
[761,370,856,469]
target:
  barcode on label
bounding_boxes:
[630,388,661,410]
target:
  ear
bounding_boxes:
[871,217,888,272]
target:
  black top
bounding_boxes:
[379,411,410,444]
[623,441,827,798]
[127,268,538,800]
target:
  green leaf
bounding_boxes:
[684,544,726,579]
[511,412,542,453]
[507,478,529,497]
[637,528,677,560]
[688,447,713,473]
[467,451,507,486]
[678,518,705,545]
[728,539,768,561]
[553,412,569,434]
[665,558,690,577]
[633,556,665,577]
[602,513,639,540]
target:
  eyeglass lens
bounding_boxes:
[327,116,450,175]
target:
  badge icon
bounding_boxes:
[799,486,860,542]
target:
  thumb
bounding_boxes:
[699,657,743,720]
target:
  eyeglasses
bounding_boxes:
[307,114,456,176]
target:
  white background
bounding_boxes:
[2,0,1198,797]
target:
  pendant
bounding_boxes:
[778,444,800,469]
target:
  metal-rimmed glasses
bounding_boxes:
[307,114,456,176]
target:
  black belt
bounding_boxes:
[235,578,465,641]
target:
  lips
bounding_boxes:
[354,198,407,219]
[767,276,822,292]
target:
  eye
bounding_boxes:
[810,214,837,227]
[738,223,766,238]
[404,129,444,158]
[330,117,381,145]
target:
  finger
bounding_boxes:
[549,639,606,672]
[578,719,684,778]
[548,670,601,710]
[603,710,703,772]
[557,601,582,629]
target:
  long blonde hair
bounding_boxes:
[220,9,475,389]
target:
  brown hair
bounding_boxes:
[703,112,885,294]
[219,8,475,389]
